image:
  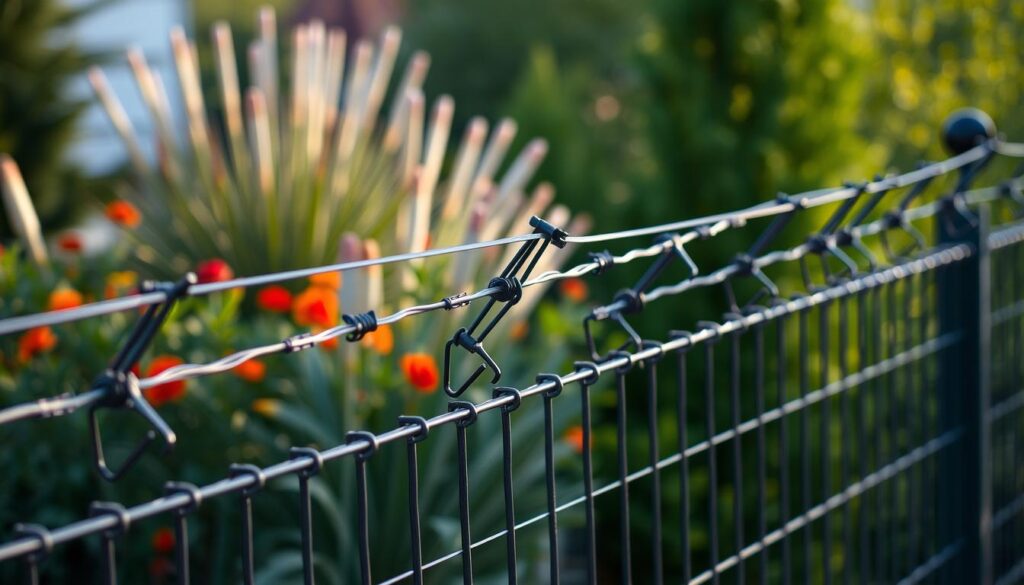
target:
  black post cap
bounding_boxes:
[941,108,996,155]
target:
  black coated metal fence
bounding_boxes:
[1,111,1024,584]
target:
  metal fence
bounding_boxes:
[1,112,1024,584]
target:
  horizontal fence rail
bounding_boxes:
[2,111,1024,583]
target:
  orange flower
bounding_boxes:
[360,324,394,355]
[309,271,341,290]
[564,425,589,454]
[48,289,83,311]
[559,278,588,302]
[105,200,141,228]
[104,271,137,299]
[17,327,57,362]
[151,527,175,554]
[292,287,339,328]
[233,358,266,383]
[195,259,234,284]
[144,356,186,407]
[256,285,292,313]
[400,353,439,393]
[57,232,83,253]
[252,398,280,417]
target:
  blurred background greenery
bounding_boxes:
[0,0,1022,582]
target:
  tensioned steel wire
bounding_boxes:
[0,139,1015,338]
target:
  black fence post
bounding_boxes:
[936,186,993,583]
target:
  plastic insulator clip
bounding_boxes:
[588,250,614,275]
[284,333,316,353]
[613,289,645,315]
[488,276,523,304]
[342,311,378,342]
[444,292,471,310]
[529,216,569,248]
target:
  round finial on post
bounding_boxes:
[941,108,996,154]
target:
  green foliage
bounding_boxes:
[864,0,1024,166]
[0,0,107,237]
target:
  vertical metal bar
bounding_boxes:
[838,294,851,585]
[905,272,919,576]
[753,321,768,585]
[228,464,265,585]
[449,401,478,585]
[776,307,793,585]
[872,284,885,582]
[856,289,870,583]
[397,417,429,585]
[936,202,992,584]
[728,329,745,584]
[819,299,832,585]
[704,340,721,585]
[671,336,693,584]
[642,343,665,584]
[798,305,812,585]
[89,502,129,585]
[574,362,600,584]
[611,354,634,585]
[493,387,522,585]
[173,511,190,585]
[99,531,117,585]
[538,374,564,585]
[288,448,324,585]
[886,280,898,583]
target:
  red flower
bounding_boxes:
[105,200,141,228]
[257,285,292,313]
[17,327,57,362]
[57,232,83,253]
[400,353,439,393]
[151,527,175,554]
[195,259,234,284]
[233,358,266,383]
[309,271,341,290]
[144,356,186,407]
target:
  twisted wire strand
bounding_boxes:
[1,140,1015,337]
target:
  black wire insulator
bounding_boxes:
[343,311,379,342]
[488,276,523,304]
[588,250,614,275]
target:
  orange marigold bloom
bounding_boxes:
[564,425,588,454]
[360,324,394,355]
[57,232,83,253]
[292,286,339,328]
[17,327,57,362]
[400,353,439,393]
[48,289,83,311]
[195,258,234,284]
[559,278,588,302]
[309,271,341,290]
[105,200,141,228]
[256,285,292,313]
[151,527,175,554]
[233,358,266,383]
[144,356,186,407]
[104,271,137,299]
